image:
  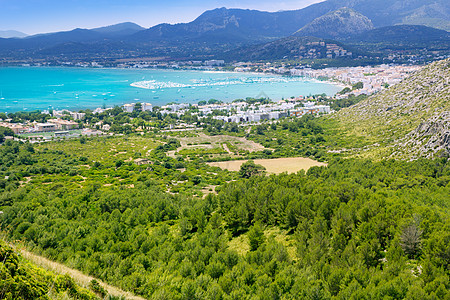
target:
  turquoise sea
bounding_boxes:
[0,67,341,113]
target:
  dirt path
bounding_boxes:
[222,143,232,154]
[12,244,147,300]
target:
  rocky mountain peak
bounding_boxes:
[295,7,374,39]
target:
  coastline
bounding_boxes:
[1,64,346,90]
[0,67,343,113]
[0,64,347,93]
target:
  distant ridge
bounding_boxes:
[348,25,450,44]
[91,22,145,37]
[344,25,450,54]
[0,30,27,38]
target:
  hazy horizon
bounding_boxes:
[1,0,325,35]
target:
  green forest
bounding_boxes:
[0,135,449,299]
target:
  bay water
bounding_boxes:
[0,67,341,112]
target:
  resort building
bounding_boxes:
[48,119,79,130]
[0,122,27,134]
[70,112,86,120]
[204,60,225,66]
[34,123,57,132]
[53,110,85,120]
[142,103,153,112]
[123,103,135,113]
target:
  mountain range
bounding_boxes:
[0,0,449,61]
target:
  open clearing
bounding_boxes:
[227,227,296,258]
[178,133,266,152]
[41,135,160,164]
[167,132,267,158]
[208,157,327,174]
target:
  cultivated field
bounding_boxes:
[179,133,265,151]
[208,157,327,174]
[167,132,267,158]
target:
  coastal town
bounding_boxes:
[0,63,422,141]
[290,64,421,96]
[0,97,330,139]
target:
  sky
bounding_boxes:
[0,0,325,35]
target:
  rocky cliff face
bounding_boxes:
[397,112,450,159]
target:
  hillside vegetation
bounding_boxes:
[224,36,358,62]
[334,58,450,159]
[0,240,99,300]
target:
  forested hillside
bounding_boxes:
[0,136,449,299]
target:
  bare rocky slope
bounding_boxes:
[295,7,374,40]
[335,58,450,159]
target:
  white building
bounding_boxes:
[204,60,225,66]
[248,114,261,122]
[34,123,57,132]
[269,112,280,120]
[123,103,135,113]
[163,103,189,112]
[142,103,153,112]
[70,112,86,120]
[315,105,331,114]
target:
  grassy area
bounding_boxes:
[39,135,161,165]
[227,227,303,260]
[20,129,83,138]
